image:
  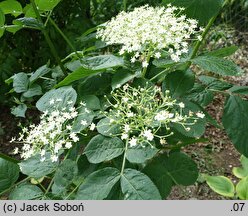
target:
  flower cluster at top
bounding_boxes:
[103,84,205,148]
[11,100,88,162]
[96,4,203,67]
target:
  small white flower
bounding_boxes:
[56,98,62,102]
[66,125,72,130]
[121,133,128,140]
[90,123,96,131]
[80,101,86,106]
[40,157,46,162]
[122,97,129,103]
[81,120,88,126]
[40,149,46,157]
[155,52,161,59]
[142,61,149,68]
[49,99,55,105]
[142,129,154,141]
[10,137,16,143]
[131,57,136,63]
[71,111,78,118]
[65,142,72,149]
[196,112,205,119]
[67,100,74,105]
[126,112,134,118]
[109,119,115,123]
[129,137,137,147]
[70,132,79,142]
[160,138,166,145]
[124,124,130,133]
[13,147,19,154]
[179,102,185,108]
[197,35,202,41]
[85,108,90,114]
[51,155,58,162]
[123,84,129,91]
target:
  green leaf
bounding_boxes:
[206,46,239,57]
[77,73,112,96]
[236,176,248,200]
[233,155,248,179]
[19,154,58,179]
[0,0,22,17]
[121,169,161,200]
[0,9,5,27]
[76,167,120,200]
[76,155,98,180]
[52,159,78,195]
[66,60,82,71]
[228,86,248,95]
[29,65,51,84]
[5,24,22,33]
[191,56,243,76]
[0,27,4,38]
[11,104,27,118]
[204,175,235,197]
[126,144,158,164]
[174,118,206,138]
[111,70,137,90]
[144,152,198,198]
[97,117,121,137]
[55,67,100,88]
[186,83,214,107]
[173,100,206,137]
[36,86,77,112]
[198,75,232,91]
[85,135,124,164]
[0,158,19,193]
[79,95,101,110]
[23,4,36,18]
[164,70,195,98]
[23,84,42,98]
[162,0,223,24]
[72,106,94,133]
[9,184,43,200]
[35,0,61,11]
[152,58,178,68]
[0,9,5,37]
[84,55,124,70]
[13,72,29,93]
[222,96,248,157]
[13,17,42,29]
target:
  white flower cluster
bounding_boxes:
[97,4,203,66]
[104,84,205,148]
[12,100,83,162]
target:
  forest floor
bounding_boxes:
[0,28,247,200]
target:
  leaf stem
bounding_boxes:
[189,0,229,61]
[121,138,129,175]
[0,177,30,197]
[141,55,151,78]
[123,0,127,11]
[0,153,19,164]
[48,18,82,61]
[190,16,217,60]
[30,0,67,76]
[65,180,84,200]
